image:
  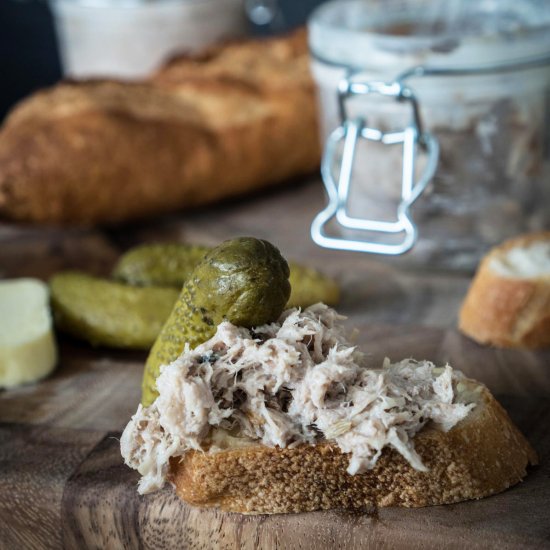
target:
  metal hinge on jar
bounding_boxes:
[311,73,439,255]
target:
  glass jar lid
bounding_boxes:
[309,0,550,73]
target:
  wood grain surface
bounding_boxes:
[0,178,549,549]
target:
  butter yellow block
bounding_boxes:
[0,279,57,388]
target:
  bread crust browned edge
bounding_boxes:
[168,381,537,514]
[158,27,308,70]
[31,29,308,91]
[459,231,550,349]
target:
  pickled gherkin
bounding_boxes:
[114,242,339,308]
[141,237,291,406]
[286,263,339,309]
[49,273,179,350]
[113,243,210,288]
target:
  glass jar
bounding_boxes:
[50,0,247,79]
[308,0,550,271]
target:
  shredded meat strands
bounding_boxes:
[121,304,475,494]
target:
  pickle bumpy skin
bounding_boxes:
[141,237,291,406]
[114,243,339,309]
[49,272,179,350]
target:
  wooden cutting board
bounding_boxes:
[0,179,549,549]
[1,322,549,550]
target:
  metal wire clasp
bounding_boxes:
[311,75,439,255]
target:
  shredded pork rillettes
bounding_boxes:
[121,304,475,494]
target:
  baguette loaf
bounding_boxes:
[0,31,319,225]
[169,379,536,514]
[459,232,550,349]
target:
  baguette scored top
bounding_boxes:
[0,31,319,225]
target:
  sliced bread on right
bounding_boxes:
[459,232,550,349]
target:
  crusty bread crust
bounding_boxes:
[168,382,537,514]
[459,232,550,349]
[0,31,319,225]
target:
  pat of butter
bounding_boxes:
[0,279,57,388]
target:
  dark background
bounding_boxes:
[0,0,61,120]
[0,0,327,120]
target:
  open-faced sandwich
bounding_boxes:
[121,238,536,514]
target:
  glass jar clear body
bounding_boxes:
[309,0,550,271]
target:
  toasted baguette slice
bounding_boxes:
[168,379,536,514]
[459,232,550,349]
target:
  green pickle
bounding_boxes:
[49,272,179,350]
[141,237,291,406]
[286,262,339,309]
[113,243,210,288]
[114,242,339,308]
